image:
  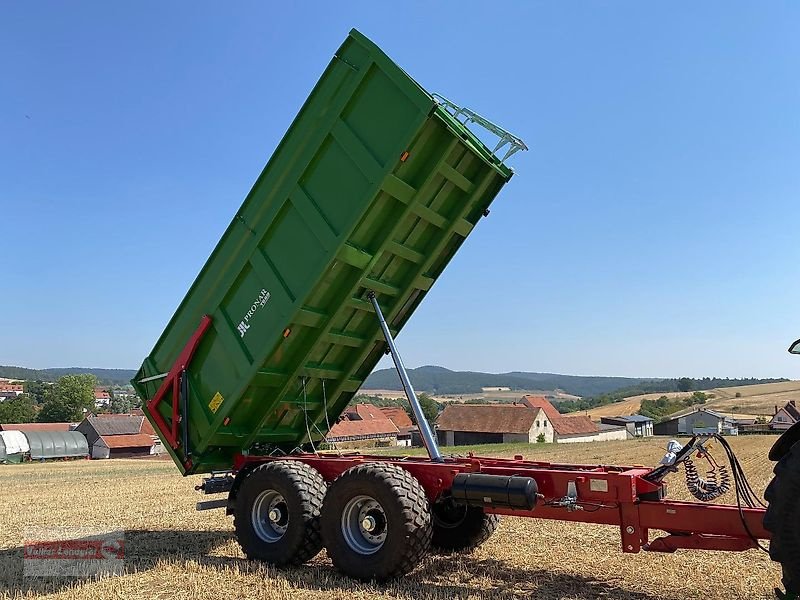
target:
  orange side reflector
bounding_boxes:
[400,151,409,162]
[283,328,291,338]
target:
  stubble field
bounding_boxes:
[0,436,783,599]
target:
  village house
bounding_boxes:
[326,403,400,447]
[379,406,415,447]
[435,396,626,446]
[653,408,738,436]
[94,388,111,409]
[0,383,24,399]
[770,401,800,431]
[75,412,162,458]
[600,415,654,438]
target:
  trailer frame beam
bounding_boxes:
[231,451,769,554]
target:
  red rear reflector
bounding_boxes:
[283,328,291,338]
[223,417,231,426]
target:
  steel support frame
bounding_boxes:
[232,451,769,554]
[146,315,213,450]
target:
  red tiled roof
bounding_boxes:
[436,404,539,434]
[519,396,598,436]
[98,433,155,449]
[0,422,72,432]
[552,415,598,436]
[380,407,413,428]
[139,417,156,436]
[520,396,562,422]
[347,403,386,420]
[327,418,399,439]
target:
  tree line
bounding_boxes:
[0,375,142,423]
[556,376,787,414]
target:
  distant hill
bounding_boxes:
[0,366,136,386]
[362,365,658,397]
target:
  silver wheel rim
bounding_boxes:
[341,494,387,555]
[252,489,288,542]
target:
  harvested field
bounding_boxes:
[0,437,781,599]
[586,380,800,419]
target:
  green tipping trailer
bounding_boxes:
[133,29,524,475]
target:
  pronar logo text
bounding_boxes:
[237,289,271,338]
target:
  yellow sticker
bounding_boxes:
[209,392,224,414]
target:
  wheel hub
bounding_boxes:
[341,495,387,555]
[251,490,289,542]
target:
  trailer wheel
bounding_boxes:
[430,497,500,552]
[765,439,800,595]
[320,463,431,580]
[233,461,326,566]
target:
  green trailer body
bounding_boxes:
[133,29,519,475]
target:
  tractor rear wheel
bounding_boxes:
[765,439,800,596]
[320,463,431,580]
[431,497,500,552]
[233,461,326,566]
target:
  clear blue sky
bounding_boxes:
[1,2,798,378]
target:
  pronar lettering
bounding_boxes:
[237,289,271,337]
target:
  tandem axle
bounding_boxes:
[191,294,770,581]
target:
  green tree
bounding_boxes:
[23,380,48,404]
[677,377,694,392]
[413,393,441,425]
[0,394,37,423]
[110,392,133,414]
[536,433,546,443]
[37,374,97,422]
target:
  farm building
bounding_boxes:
[770,401,800,430]
[0,383,24,399]
[379,406,414,446]
[653,408,738,436]
[436,397,627,445]
[326,404,400,447]
[0,428,88,462]
[0,430,29,463]
[25,431,88,460]
[436,404,542,445]
[76,413,160,458]
[600,415,654,438]
[94,388,111,408]
[0,422,74,432]
[520,396,627,443]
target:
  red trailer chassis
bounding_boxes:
[232,451,769,554]
[156,314,769,558]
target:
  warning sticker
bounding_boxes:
[208,392,224,414]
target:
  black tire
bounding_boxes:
[233,460,326,566]
[320,463,431,580]
[431,497,500,552]
[765,439,800,595]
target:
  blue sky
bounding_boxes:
[1,2,798,378]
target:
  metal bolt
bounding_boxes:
[626,526,635,535]
[361,516,376,532]
[627,545,634,551]
[268,508,281,523]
